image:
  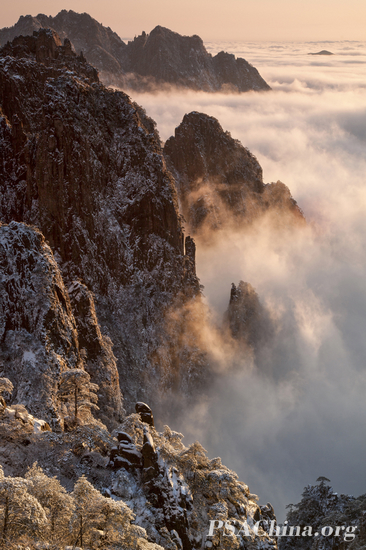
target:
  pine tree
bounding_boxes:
[25,462,75,544]
[0,466,48,544]
[58,368,99,425]
[280,478,366,550]
[71,475,106,548]
[99,495,142,549]
[71,474,146,549]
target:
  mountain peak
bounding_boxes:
[0,10,270,92]
[164,112,303,233]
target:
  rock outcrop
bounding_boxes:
[224,281,274,359]
[0,10,271,93]
[0,221,124,429]
[0,29,206,414]
[0,11,126,76]
[135,402,155,427]
[164,112,304,235]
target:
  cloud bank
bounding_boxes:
[131,41,366,520]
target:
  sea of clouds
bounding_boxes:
[132,41,366,520]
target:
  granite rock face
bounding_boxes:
[0,402,279,550]
[0,30,206,414]
[164,112,304,235]
[0,11,270,93]
[0,221,124,430]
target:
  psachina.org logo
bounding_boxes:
[207,519,357,542]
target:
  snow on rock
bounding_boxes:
[108,411,278,550]
[0,221,79,429]
[1,403,51,433]
[0,221,123,429]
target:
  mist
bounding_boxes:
[130,41,366,520]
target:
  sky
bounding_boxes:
[133,41,366,520]
[2,0,366,41]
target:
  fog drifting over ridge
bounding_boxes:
[131,41,366,520]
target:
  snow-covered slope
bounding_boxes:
[0,400,279,550]
[0,221,124,429]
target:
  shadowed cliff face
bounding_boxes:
[0,30,206,414]
[0,11,271,93]
[164,112,304,236]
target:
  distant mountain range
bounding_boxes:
[0,10,271,92]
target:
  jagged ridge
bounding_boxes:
[0,10,271,92]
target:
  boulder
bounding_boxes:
[136,402,154,426]
[117,431,133,444]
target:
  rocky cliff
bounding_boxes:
[0,29,206,416]
[164,112,304,236]
[0,222,124,430]
[0,10,271,93]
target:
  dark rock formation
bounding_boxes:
[141,426,159,481]
[109,436,143,470]
[0,222,124,429]
[0,11,126,76]
[117,431,133,444]
[0,30,206,414]
[224,281,274,355]
[135,401,155,426]
[0,11,270,93]
[164,112,304,235]
[0,28,98,80]
[67,281,124,429]
[0,405,277,550]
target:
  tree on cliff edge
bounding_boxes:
[58,369,98,425]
